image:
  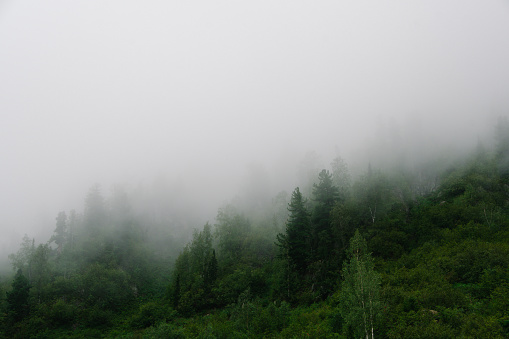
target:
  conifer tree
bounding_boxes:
[276,187,310,275]
[6,269,30,323]
[50,211,67,254]
[311,169,339,261]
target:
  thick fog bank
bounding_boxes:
[1,1,509,266]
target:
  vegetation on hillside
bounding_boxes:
[1,119,509,338]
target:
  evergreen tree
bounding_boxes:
[276,187,310,274]
[215,205,251,267]
[6,269,30,323]
[311,169,339,261]
[50,211,67,255]
[169,222,218,312]
[340,230,382,339]
[331,156,352,201]
[8,235,35,283]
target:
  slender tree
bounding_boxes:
[276,187,310,274]
[340,230,382,339]
[311,169,339,261]
[50,211,67,255]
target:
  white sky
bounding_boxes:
[1,1,509,259]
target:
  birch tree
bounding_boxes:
[339,230,381,339]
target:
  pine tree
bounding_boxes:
[276,187,310,275]
[311,169,339,261]
[6,269,30,323]
[215,205,251,266]
[50,211,67,254]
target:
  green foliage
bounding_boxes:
[83,184,106,233]
[257,301,291,334]
[487,283,509,317]
[495,116,509,178]
[215,205,251,267]
[313,169,340,209]
[3,122,509,337]
[330,202,356,260]
[351,167,395,226]
[169,223,218,313]
[45,299,77,327]
[339,230,382,339]
[8,235,35,281]
[142,322,186,338]
[81,263,135,312]
[50,211,67,254]
[129,301,176,329]
[82,305,115,328]
[308,170,341,298]
[387,309,456,339]
[331,156,352,201]
[229,289,257,333]
[30,244,51,302]
[228,290,291,336]
[213,267,254,307]
[276,187,310,275]
[279,304,337,338]
[312,170,339,253]
[6,269,30,323]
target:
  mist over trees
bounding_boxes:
[1,1,509,337]
[0,118,508,337]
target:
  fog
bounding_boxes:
[1,1,509,265]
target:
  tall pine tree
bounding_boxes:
[277,187,310,274]
[311,169,339,261]
[50,211,67,255]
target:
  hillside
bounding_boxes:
[1,122,509,338]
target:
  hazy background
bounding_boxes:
[1,1,508,263]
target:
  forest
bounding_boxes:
[1,118,509,339]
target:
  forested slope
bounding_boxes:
[1,122,509,338]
